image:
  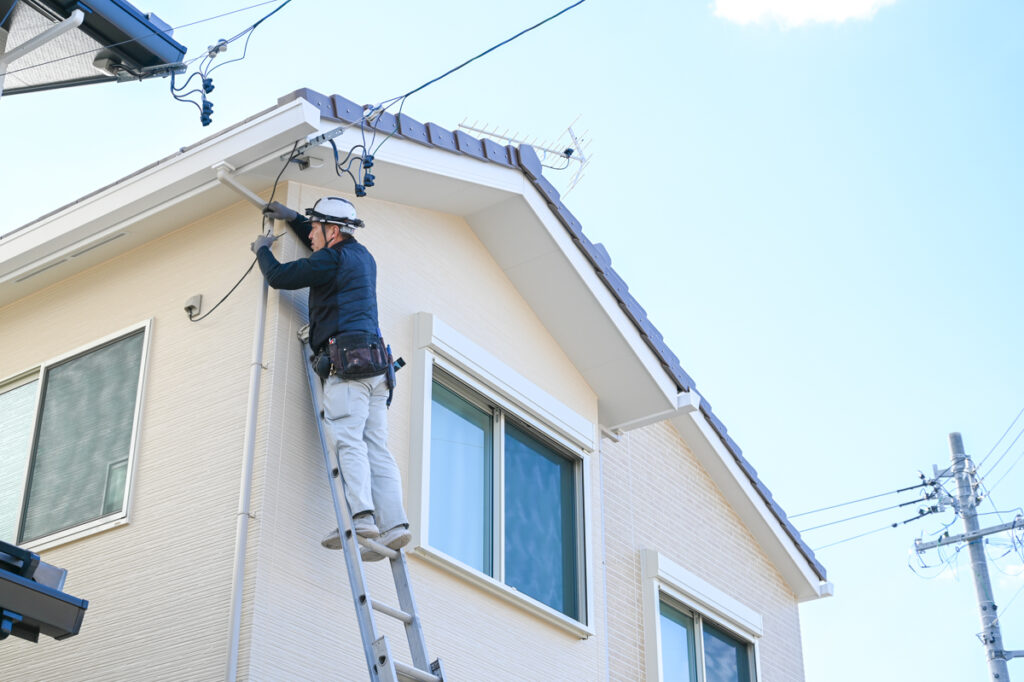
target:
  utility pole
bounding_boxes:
[915,433,1024,681]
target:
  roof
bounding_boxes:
[276,88,826,585]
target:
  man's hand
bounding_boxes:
[250,232,281,254]
[263,201,299,223]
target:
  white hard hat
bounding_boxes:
[305,196,364,233]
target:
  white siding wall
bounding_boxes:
[601,421,806,681]
[0,201,265,679]
[246,182,605,681]
[1,180,807,681]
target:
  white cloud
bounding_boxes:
[714,0,898,28]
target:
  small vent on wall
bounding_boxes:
[15,259,69,282]
[71,233,125,257]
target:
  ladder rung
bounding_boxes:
[371,598,413,624]
[357,536,398,560]
[394,661,442,682]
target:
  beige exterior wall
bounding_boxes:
[601,421,805,681]
[1,178,806,681]
[245,181,605,680]
[0,200,266,679]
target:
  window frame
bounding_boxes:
[409,312,595,638]
[0,321,152,550]
[642,549,763,682]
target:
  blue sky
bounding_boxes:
[3,1,1023,679]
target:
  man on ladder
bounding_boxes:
[253,197,411,559]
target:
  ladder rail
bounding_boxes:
[300,334,388,682]
[299,330,443,681]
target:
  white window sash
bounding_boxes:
[642,549,762,682]
[408,312,596,637]
[0,320,152,550]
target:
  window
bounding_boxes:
[0,326,148,546]
[429,374,582,621]
[410,313,594,635]
[659,599,755,682]
[643,550,762,682]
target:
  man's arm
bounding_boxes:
[255,246,336,290]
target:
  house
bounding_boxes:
[0,87,831,680]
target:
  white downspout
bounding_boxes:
[214,163,272,681]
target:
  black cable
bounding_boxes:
[394,0,587,103]
[798,497,930,533]
[789,482,928,519]
[813,508,938,552]
[188,258,258,322]
[190,140,297,323]
[4,0,285,77]
[360,0,588,166]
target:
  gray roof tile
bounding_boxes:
[397,113,430,146]
[454,130,486,160]
[426,122,458,152]
[330,94,364,124]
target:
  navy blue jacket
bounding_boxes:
[255,216,379,352]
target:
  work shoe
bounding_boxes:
[321,528,342,550]
[353,513,380,539]
[380,524,412,550]
[359,525,411,562]
[321,514,380,550]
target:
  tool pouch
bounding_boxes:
[310,351,332,381]
[328,332,388,379]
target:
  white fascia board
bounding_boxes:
[670,409,827,602]
[0,99,321,288]
[505,184,680,424]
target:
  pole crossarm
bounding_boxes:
[915,515,1024,552]
[1004,650,1024,660]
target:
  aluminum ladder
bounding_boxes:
[299,329,445,682]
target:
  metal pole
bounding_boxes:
[950,432,1011,680]
[219,169,273,681]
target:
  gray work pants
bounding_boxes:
[321,372,408,533]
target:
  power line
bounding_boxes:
[980,425,1024,482]
[798,497,930,533]
[977,406,1024,470]
[789,481,928,519]
[813,508,938,552]
[383,0,587,107]
[985,447,1024,497]
[313,0,589,198]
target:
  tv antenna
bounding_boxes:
[458,116,592,195]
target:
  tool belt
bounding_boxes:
[315,332,389,380]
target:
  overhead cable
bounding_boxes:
[189,141,297,322]
[789,481,928,519]
[798,497,930,533]
[984,447,1024,496]
[977,406,1024,470]
[813,508,938,552]
[325,0,588,198]
[381,0,587,107]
